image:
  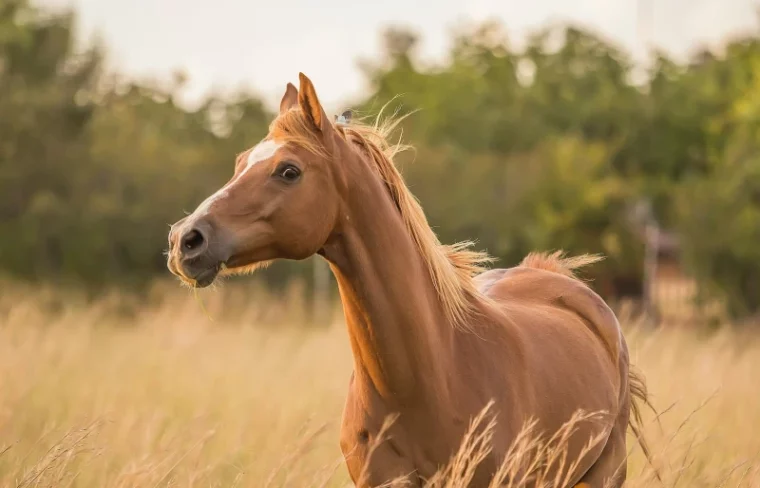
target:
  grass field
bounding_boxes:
[0,280,759,487]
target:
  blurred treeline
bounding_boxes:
[2,0,760,318]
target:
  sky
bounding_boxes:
[40,0,760,113]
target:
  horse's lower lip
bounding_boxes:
[193,266,219,288]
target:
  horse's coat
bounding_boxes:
[166,73,655,487]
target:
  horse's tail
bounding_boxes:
[628,366,663,483]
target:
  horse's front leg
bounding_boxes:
[340,427,421,487]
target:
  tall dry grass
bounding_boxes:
[0,280,758,487]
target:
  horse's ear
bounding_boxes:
[279,83,298,113]
[298,72,329,132]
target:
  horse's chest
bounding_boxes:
[338,378,487,486]
[339,380,435,486]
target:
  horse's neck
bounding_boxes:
[323,178,454,406]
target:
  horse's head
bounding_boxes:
[167,73,351,287]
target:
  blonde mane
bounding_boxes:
[270,107,494,328]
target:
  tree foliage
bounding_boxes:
[3,2,760,317]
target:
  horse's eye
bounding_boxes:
[274,163,301,182]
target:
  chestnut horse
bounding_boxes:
[166,73,654,487]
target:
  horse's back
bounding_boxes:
[484,269,623,410]
[480,264,623,368]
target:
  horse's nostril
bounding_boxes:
[181,228,206,254]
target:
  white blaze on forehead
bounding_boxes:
[193,139,283,216]
[246,139,280,169]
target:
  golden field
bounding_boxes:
[0,280,759,487]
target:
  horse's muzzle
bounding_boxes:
[168,217,229,287]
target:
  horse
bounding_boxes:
[166,73,655,487]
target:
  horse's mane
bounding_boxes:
[520,251,603,281]
[270,106,493,329]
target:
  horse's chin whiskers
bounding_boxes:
[176,277,196,289]
[220,260,273,278]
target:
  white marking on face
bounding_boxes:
[246,139,280,170]
[194,139,282,216]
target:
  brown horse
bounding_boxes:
[166,73,654,487]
